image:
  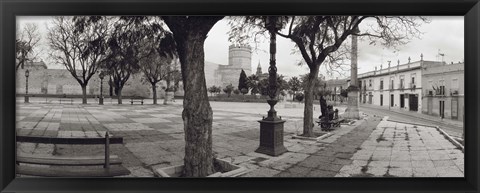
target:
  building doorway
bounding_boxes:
[390,94,394,107]
[451,98,458,119]
[400,94,405,108]
[427,97,432,114]
[368,93,373,104]
[380,94,383,106]
[409,94,419,111]
[439,100,445,118]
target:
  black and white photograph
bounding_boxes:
[15,15,464,178]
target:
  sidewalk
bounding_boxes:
[359,103,463,129]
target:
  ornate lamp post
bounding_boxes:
[99,72,105,105]
[24,69,30,103]
[255,16,287,156]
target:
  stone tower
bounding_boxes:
[228,44,252,75]
[215,44,253,88]
[256,61,262,76]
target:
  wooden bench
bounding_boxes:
[59,98,73,105]
[16,132,131,177]
[130,98,144,105]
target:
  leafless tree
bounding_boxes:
[47,16,110,104]
[16,23,41,71]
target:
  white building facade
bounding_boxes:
[357,59,444,113]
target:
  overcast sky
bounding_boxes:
[17,16,464,80]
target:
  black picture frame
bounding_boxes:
[1,0,479,192]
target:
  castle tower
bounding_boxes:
[228,44,252,75]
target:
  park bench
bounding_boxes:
[59,98,73,105]
[130,98,144,105]
[317,107,343,131]
[16,132,131,177]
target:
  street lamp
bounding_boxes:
[24,69,30,103]
[255,16,287,156]
[99,72,105,105]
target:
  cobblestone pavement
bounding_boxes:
[16,99,463,177]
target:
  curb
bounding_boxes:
[435,126,465,153]
[292,132,332,141]
[360,105,463,129]
[386,119,464,153]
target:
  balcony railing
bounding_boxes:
[435,88,445,96]
[451,89,459,96]
[410,83,416,90]
[426,90,433,96]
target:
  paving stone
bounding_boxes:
[366,166,389,176]
[316,163,344,172]
[389,161,412,168]
[287,166,311,175]
[244,168,281,177]
[413,167,438,177]
[369,161,390,168]
[432,160,456,167]
[412,161,436,169]
[306,169,337,177]
[388,167,413,177]
[436,166,464,177]
[333,158,353,165]
[274,171,303,177]
[351,160,369,166]
[339,165,363,175]
[297,155,322,168]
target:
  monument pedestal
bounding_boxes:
[256,99,287,156]
[256,119,287,156]
[344,90,360,119]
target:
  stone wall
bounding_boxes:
[16,68,184,99]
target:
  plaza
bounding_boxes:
[16,97,464,177]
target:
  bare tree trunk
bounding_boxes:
[163,79,171,105]
[81,84,87,104]
[179,37,214,177]
[152,83,157,105]
[117,87,123,104]
[302,66,320,137]
[163,16,222,177]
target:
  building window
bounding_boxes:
[438,86,445,95]
[400,75,405,89]
[390,79,394,90]
[380,79,384,90]
[369,79,372,87]
[411,76,416,89]
[451,78,459,95]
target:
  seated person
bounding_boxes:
[328,105,334,121]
